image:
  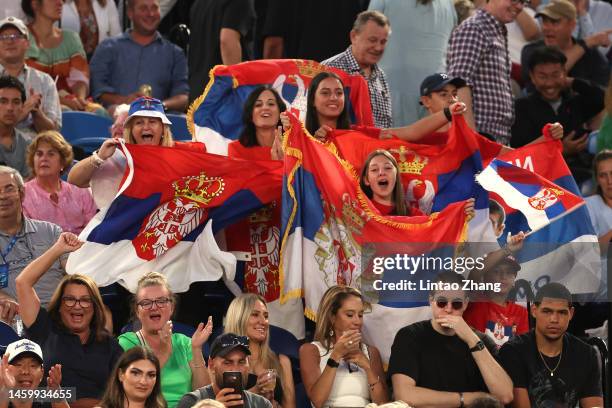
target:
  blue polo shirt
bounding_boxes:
[90,30,189,102]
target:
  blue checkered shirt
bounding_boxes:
[447,9,514,145]
[322,47,393,129]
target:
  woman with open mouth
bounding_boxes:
[67,96,180,210]
[98,346,166,408]
[224,293,296,408]
[118,272,212,408]
[15,231,123,408]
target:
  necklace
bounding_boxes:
[538,343,563,377]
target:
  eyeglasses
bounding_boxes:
[0,185,19,196]
[137,297,172,310]
[510,0,530,5]
[435,297,464,310]
[62,296,93,308]
[0,33,26,42]
[219,335,249,348]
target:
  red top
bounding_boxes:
[464,300,529,348]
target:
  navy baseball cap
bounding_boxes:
[126,97,172,125]
[209,333,251,358]
[420,73,467,97]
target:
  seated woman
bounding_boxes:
[68,97,177,209]
[22,0,104,115]
[15,232,123,408]
[229,85,285,160]
[118,272,212,408]
[23,130,96,234]
[98,347,166,408]
[299,286,388,408]
[224,294,295,408]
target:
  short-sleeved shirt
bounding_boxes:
[118,332,193,408]
[23,179,97,235]
[322,46,393,129]
[0,128,31,178]
[25,29,89,94]
[0,64,62,140]
[90,31,189,102]
[0,217,66,306]
[25,307,123,400]
[388,320,496,392]
[177,385,272,408]
[188,0,255,101]
[499,331,602,407]
[447,8,514,145]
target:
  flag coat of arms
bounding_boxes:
[187,59,374,155]
[493,141,601,294]
[67,142,283,293]
[280,114,470,362]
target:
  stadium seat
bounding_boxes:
[61,112,112,154]
[167,113,191,141]
[584,336,608,405]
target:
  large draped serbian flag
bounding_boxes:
[487,141,601,294]
[66,142,283,293]
[280,114,471,363]
[186,59,374,155]
[331,115,502,254]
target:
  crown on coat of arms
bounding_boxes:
[296,60,327,78]
[249,205,273,224]
[342,193,370,233]
[389,146,428,175]
[172,172,225,205]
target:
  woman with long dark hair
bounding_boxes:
[98,347,166,408]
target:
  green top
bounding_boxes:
[118,332,193,408]
[598,114,612,153]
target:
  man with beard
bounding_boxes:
[499,283,603,407]
[176,333,272,408]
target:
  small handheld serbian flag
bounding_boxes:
[476,158,585,233]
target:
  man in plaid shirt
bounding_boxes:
[322,10,393,129]
[447,0,528,145]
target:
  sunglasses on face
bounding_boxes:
[435,297,464,310]
[0,33,26,42]
[510,0,530,5]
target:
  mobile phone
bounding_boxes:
[222,371,244,408]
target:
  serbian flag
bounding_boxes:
[281,114,470,363]
[186,59,374,155]
[492,141,601,295]
[331,115,502,255]
[66,142,283,293]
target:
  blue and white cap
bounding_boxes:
[126,97,171,125]
[5,339,43,364]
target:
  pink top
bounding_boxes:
[23,179,97,234]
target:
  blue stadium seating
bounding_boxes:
[61,111,112,154]
[0,321,20,355]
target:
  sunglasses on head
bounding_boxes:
[435,297,464,310]
[220,335,249,348]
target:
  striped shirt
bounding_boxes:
[323,46,393,129]
[447,9,514,145]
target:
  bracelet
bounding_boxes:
[459,392,464,408]
[443,107,452,122]
[189,361,205,368]
[502,245,513,257]
[368,376,380,390]
[91,150,105,168]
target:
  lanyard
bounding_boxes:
[0,235,19,265]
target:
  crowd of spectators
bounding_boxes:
[0,0,609,407]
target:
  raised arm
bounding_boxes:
[67,138,121,187]
[14,232,83,328]
[384,102,466,141]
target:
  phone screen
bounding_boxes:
[222,371,244,393]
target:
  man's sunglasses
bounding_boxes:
[435,297,464,310]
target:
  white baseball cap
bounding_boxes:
[5,339,43,364]
[0,16,29,39]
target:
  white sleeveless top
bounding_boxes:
[311,341,371,408]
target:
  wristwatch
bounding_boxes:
[326,357,340,368]
[470,340,485,353]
